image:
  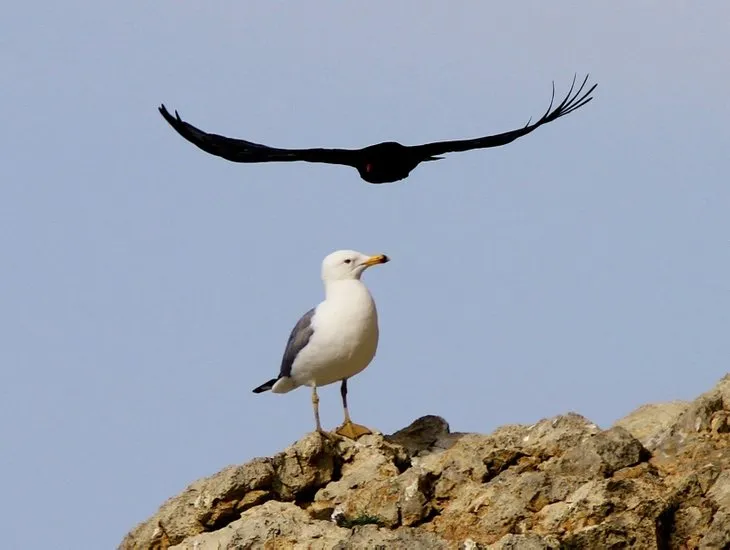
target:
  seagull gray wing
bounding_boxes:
[279,307,316,378]
[252,307,316,394]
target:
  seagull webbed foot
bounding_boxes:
[335,421,372,440]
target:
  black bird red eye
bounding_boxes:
[344,259,352,264]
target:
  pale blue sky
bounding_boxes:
[2,3,729,548]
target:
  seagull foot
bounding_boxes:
[316,428,334,440]
[335,421,372,440]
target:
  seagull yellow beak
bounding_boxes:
[361,254,390,267]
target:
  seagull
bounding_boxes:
[158,74,596,184]
[252,250,389,439]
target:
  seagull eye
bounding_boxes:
[344,259,352,264]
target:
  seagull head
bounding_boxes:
[321,249,389,281]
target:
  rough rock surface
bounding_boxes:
[120,376,730,549]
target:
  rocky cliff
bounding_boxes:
[119,375,730,549]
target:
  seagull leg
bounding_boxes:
[311,385,325,435]
[335,379,372,440]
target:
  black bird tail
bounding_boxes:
[252,378,278,393]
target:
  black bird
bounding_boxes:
[159,74,597,184]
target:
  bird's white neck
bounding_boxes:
[323,278,369,300]
[321,279,377,328]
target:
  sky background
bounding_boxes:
[2,3,729,548]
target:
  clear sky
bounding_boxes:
[2,3,729,548]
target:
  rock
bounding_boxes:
[520,413,601,457]
[118,458,277,550]
[550,426,649,478]
[387,414,452,456]
[487,533,560,549]
[615,401,689,450]
[169,501,338,549]
[706,470,730,510]
[170,501,450,549]
[120,375,730,550]
[337,524,448,550]
[270,432,339,500]
[312,432,417,528]
[119,433,337,549]
[655,375,730,452]
[701,510,730,549]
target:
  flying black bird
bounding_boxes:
[159,74,597,184]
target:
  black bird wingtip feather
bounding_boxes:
[157,103,184,124]
[536,73,598,126]
[158,103,172,122]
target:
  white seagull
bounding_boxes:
[252,249,390,439]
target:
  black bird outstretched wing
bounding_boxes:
[409,74,597,158]
[158,105,360,167]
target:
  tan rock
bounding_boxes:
[119,375,730,550]
[486,533,560,549]
[119,433,336,549]
[549,426,649,478]
[656,374,730,453]
[520,413,600,457]
[170,501,450,549]
[119,458,277,549]
[271,432,338,501]
[615,401,688,450]
[700,510,730,549]
[313,432,416,527]
[387,414,452,456]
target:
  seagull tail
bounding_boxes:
[424,156,443,162]
[252,378,278,393]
